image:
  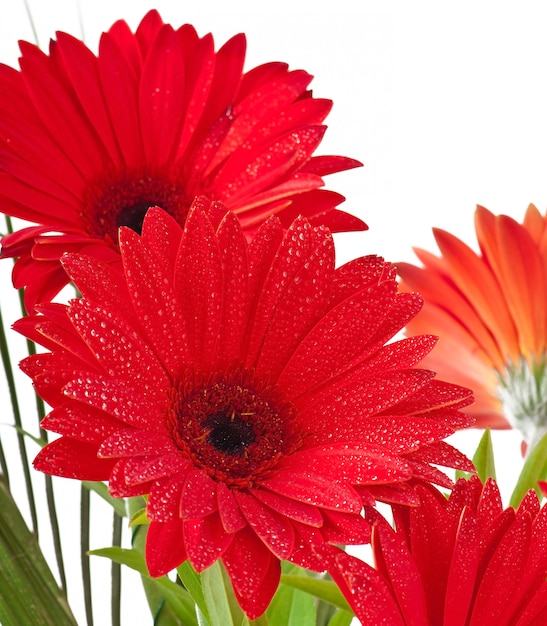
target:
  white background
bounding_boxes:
[1,0,546,623]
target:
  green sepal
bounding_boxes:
[472,428,496,483]
[128,506,149,527]
[0,480,77,626]
[510,431,547,508]
[240,615,270,626]
[89,547,197,626]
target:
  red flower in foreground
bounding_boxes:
[19,199,473,618]
[0,9,364,311]
[327,475,547,626]
[398,204,547,441]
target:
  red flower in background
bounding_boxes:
[0,9,364,310]
[18,198,472,618]
[328,475,547,626]
[398,204,547,442]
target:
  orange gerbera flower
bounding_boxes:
[398,204,547,443]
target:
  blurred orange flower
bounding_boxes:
[398,204,547,444]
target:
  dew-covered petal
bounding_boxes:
[372,519,429,626]
[67,297,169,387]
[63,375,166,432]
[216,482,247,533]
[33,437,114,481]
[325,549,406,626]
[252,487,323,528]
[107,458,153,498]
[469,514,532,626]
[444,507,479,626]
[147,472,188,521]
[184,512,233,571]
[174,205,223,366]
[119,225,191,374]
[320,509,371,545]
[235,491,296,560]
[280,443,411,485]
[123,453,189,484]
[278,281,398,396]
[180,468,219,520]
[214,211,250,363]
[254,232,335,379]
[98,429,175,458]
[145,519,187,577]
[259,471,362,513]
[41,401,126,443]
[222,527,280,620]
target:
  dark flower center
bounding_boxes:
[115,201,158,235]
[167,370,301,487]
[82,170,190,241]
[204,411,256,455]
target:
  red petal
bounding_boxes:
[325,549,406,626]
[119,225,191,375]
[99,429,175,458]
[236,491,295,560]
[259,471,362,513]
[184,512,233,571]
[222,527,280,620]
[147,472,187,522]
[40,401,125,443]
[180,469,219,520]
[443,507,479,626]
[372,519,428,626]
[253,488,323,528]
[216,483,247,533]
[146,519,187,577]
[33,437,114,480]
[174,204,223,366]
[214,212,250,364]
[281,443,411,485]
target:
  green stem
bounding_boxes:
[5,214,67,591]
[128,496,182,624]
[22,0,40,47]
[0,296,38,534]
[111,512,122,626]
[81,484,93,626]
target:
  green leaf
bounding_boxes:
[0,480,77,626]
[177,560,209,623]
[472,428,496,483]
[280,574,351,612]
[510,431,547,508]
[201,560,235,626]
[83,480,127,517]
[268,581,315,626]
[89,547,197,626]
[326,610,354,626]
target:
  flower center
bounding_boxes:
[82,170,190,242]
[498,356,547,447]
[204,411,256,455]
[167,370,300,487]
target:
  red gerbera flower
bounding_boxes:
[327,475,547,626]
[397,204,547,443]
[0,9,364,311]
[19,198,473,618]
